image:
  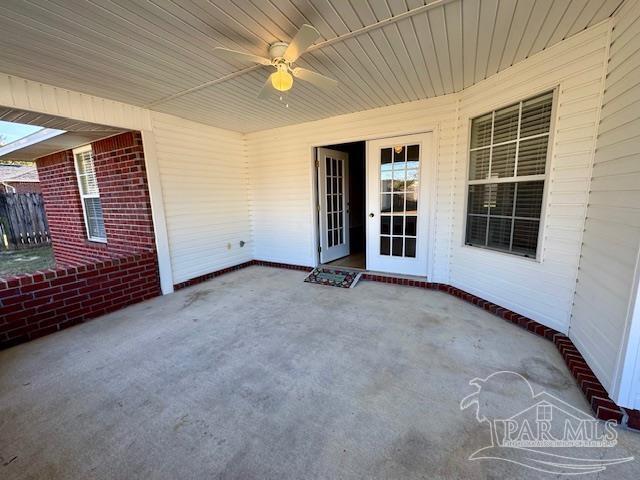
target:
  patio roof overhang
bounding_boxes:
[0,108,126,162]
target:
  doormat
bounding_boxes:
[304,267,361,289]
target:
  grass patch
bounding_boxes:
[0,246,55,277]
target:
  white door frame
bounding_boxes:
[366,133,434,277]
[309,129,437,278]
[611,248,640,409]
[317,147,350,263]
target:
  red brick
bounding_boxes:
[627,410,640,431]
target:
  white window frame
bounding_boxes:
[73,144,107,243]
[463,88,557,261]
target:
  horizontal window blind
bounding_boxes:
[465,91,553,258]
[74,146,106,242]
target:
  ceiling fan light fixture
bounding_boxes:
[213,24,337,99]
[271,69,293,92]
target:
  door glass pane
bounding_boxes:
[381,216,391,235]
[381,148,392,164]
[405,216,417,236]
[405,238,416,258]
[392,238,403,256]
[324,154,346,249]
[392,168,405,192]
[392,194,405,212]
[406,192,417,213]
[407,145,420,169]
[381,171,392,192]
[378,143,422,259]
[392,216,404,236]
[393,146,405,163]
[380,236,390,255]
[381,194,391,213]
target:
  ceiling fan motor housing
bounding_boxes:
[268,42,289,61]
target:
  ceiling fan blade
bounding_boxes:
[283,24,320,62]
[258,74,278,100]
[292,67,338,90]
[212,47,271,66]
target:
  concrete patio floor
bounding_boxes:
[1,266,639,479]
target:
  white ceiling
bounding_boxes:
[0,0,624,133]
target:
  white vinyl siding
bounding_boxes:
[73,145,106,242]
[465,91,553,258]
[248,22,611,334]
[571,0,640,402]
[150,112,251,284]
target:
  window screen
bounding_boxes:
[74,146,106,242]
[465,91,553,258]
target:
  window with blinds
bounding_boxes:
[73,145,107,242]
[465,91,553,258]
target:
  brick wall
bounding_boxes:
[0,131,162,349]
[36,132,155,265]
[0,251,159,349]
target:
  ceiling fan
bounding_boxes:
[212,24,338,101]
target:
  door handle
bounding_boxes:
[369,213,375,218]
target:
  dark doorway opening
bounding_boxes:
[323,141,366,269]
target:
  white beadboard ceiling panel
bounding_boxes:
[0,0,624,132]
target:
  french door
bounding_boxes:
[317,147,350,263]
[366,133,431,276]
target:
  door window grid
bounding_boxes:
[465,91,553,258]
[326,156,344,248]
[379,145,419,258]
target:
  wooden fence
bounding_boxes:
[0,193,50,250]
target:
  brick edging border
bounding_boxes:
[172,260,312,290]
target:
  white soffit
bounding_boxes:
[0,107,125,161]
[0,0,624,133]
